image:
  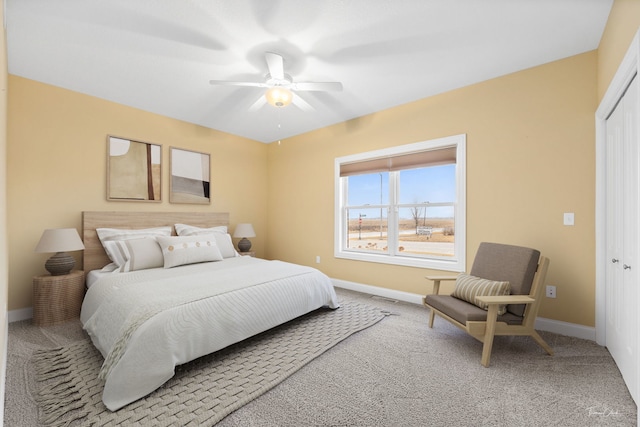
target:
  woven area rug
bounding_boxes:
[32,302,387,426]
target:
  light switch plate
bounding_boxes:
[563,212,575,226]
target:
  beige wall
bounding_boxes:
[597,0,640,101]
[1,0,9,418]
[7,76,268,311]
[267,51,597,326]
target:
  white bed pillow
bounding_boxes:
[118,238,164,272]
[96,226,172,269]
[157,234,224,268]
[174,224,237,258]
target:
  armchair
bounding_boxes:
[423,242,552,367]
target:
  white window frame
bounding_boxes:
[334,134,466,272]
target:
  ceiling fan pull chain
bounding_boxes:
[277,109,283,145]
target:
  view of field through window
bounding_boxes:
[345,165,456,258]
[346,216,455,257]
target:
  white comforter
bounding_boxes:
[80,256,339,411]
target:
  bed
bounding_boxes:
[80,211,339,411]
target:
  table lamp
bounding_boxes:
[35,228,85,276]
[233,223,256,252]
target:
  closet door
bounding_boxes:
[605,75,639,403]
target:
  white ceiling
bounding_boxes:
[6,0,613,143]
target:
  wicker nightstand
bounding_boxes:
[32,270,85,326]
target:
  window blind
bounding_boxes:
[339,146,456,177]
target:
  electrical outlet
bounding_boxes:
[316,256,321,264]
[546,285,556,298]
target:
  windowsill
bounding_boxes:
[334,250,464,272]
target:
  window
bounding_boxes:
[334,134,466,271]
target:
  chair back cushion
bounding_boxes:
[470,242,540,317]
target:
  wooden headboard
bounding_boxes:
[82,211,230,272]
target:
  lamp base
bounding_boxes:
[45,252,75,276]
[238,238,252,252]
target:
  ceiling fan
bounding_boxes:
[209,52,343,111]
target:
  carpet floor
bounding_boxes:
[4,288,638,426]
[31,302,386,426]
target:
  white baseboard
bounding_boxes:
[332,278,597,342]
[534,317,596,341]
[8,307,32,323]
[1,310,8,424]
[332,279,424,305]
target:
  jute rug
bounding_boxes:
[32,302,388,427]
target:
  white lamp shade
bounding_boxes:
[35,228,85,253]
[233,223,256,238]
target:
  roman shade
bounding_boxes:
[339,146,456,177]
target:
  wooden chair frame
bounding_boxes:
[423,256,552,367]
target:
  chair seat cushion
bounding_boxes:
[451,273,510,315]
[425,295,523,326]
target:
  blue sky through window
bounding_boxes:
[347,165,455,219]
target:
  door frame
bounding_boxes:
[595,28,639,407]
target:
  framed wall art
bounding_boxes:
[107,135,162,202]
[170,147,211,204]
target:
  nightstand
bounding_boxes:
[239,251,256,257]
[32,270,85,326]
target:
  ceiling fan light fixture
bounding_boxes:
[265,86,293,108]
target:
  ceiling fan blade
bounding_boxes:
[292,81,343,92]
[209,80,268,88]
[248,95,267,112]
[292,93,314,112]
[265,52,285,80]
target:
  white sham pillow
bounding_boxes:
[96,226,172,269]
[174,224,237,258]
[156,234,223,268]
[211,233,238,258]
[174,223,227,236]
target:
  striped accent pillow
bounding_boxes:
[118,238,164,272]
[452,273,511,315]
